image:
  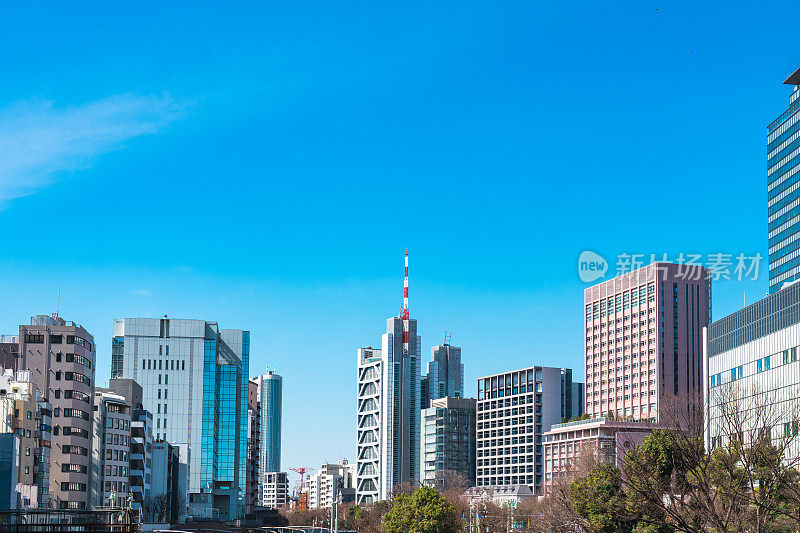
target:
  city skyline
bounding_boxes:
[1,1,798,480]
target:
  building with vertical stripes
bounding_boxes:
[543,262,710,492]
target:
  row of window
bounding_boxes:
[105,464,128,477]
[53,389,90,403]
[60,482,86,492]
[57,426,89,438]
[105,448,128,461]
[711,346,798,387]
[23,334,93,352]
[104,432,128,446]
[106,417,129,430]
[54,352,92,368]
[61,445,88,456]
[61,463,87,473]
[143,359,185,371]
[54,371,91,386]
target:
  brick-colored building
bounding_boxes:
[543,263,710,492]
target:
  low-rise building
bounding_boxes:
[542,417,657,493]
[463,485,534,507]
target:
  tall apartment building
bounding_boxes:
[0,369,46,508]
[421,342,463,410]
[476,366,580,494]
[112,317,250,520]
[307,460,356,509]
[421,396,476,489]
[543,263,710,492]
[89,390,132,508]
[246,379,260,512]
[11,314,96,510]
[707,281,800,460]
[356,253,421,504]
[256,369,282,476]
[768,66,800,293]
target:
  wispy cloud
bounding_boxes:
[132,289,151,297]
[0,94,186,203]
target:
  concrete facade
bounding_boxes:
[89,390,132,509]
[14,314,96,510]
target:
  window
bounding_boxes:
[24,334,44,343]
[50,335,63,344]
[55,371,61,380]
[143,359,146,369]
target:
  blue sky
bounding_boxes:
[0,1,795,479]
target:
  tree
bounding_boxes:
[569,462,634,532]
[381,485,461,533]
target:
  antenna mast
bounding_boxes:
[402,251,409,356]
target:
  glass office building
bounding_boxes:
[255,370,282,486]
[112,318,249,520]
[768,67,800,293]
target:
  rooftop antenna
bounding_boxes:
[56,286,61,317]
[402,251,409,357]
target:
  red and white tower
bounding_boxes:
[402,251,409,355]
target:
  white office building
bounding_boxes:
[356,316,421,504]
[707,282,800,460]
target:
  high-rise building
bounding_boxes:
[768,67,800,293]
[256,369,282,476]
[13,314,96,510]
[421,342,463,410]
[707,281,800,460]
[356,252,421,504]
[421,396,476,489]
[476,366,580,494]
[112,317,250,520]
[89,389,132,509]
[307,460,356,509]
[246,379,260,512]
[543,262,710,493]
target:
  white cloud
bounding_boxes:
[132,289,152,297]
[0,94,186,202]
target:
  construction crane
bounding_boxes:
[289,466,315,494]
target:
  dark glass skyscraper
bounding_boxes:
[768,67,800,293]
